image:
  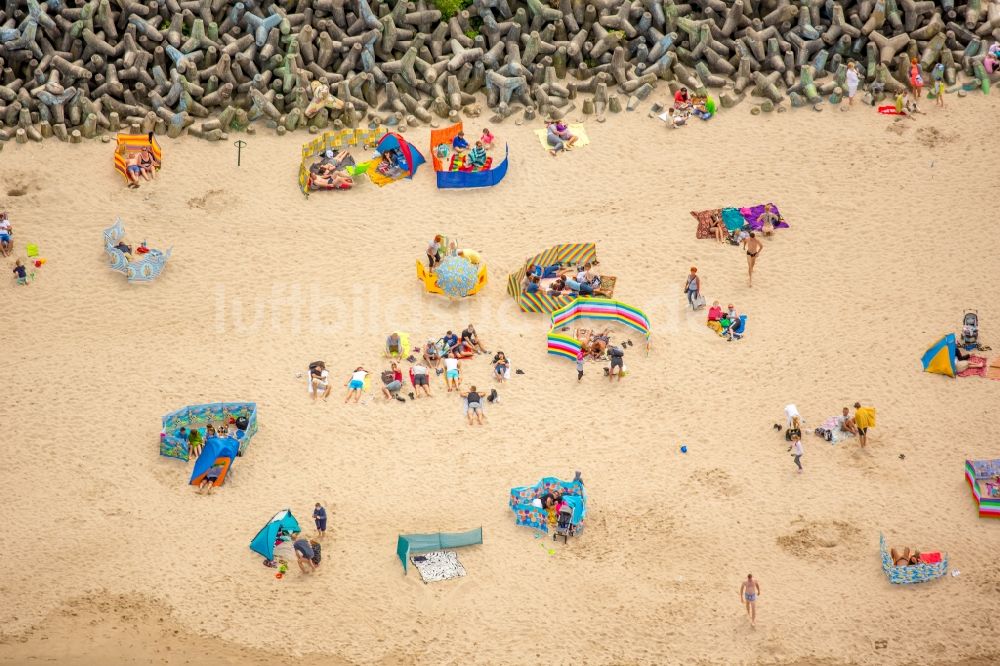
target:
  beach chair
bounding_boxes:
[731,315,748,340]
[961,310,978,350]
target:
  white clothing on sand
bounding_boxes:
[784,404,801,427]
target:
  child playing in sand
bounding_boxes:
[188,428,203,458]
[669,107,688,128]
[788,434,804,473]
[12,258,28,285]
[480,127,495,150]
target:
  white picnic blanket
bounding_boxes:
[411,550,466,583]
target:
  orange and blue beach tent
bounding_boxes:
[189,437,239,488]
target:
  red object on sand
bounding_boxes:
[877,105,905,116]
[136,246,150,254]
[920,551,942,564]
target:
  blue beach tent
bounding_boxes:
[375,132,425,178]
[188,437,239,488]
[249,509,302,560]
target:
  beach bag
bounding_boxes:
[692,294,706,309]
[310,541,322,565]
[381,371,394,385]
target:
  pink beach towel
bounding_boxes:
[957,355,988,378]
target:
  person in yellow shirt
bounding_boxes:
[458,249,481,265]
[853,402,876,448]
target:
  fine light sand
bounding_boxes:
[2,92,1000,666]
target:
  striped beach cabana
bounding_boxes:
[506,243,598,313]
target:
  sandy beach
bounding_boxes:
[2,91,1000,666]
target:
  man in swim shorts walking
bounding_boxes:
[742,232,763,287]
[739,573,761,627]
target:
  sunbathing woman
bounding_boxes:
[890,547,921,566]
[137,147,157,181]
[589,329,611,359]
[710,214,727,244]
[312,162,353,189]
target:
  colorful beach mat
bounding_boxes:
[450,153,493,172]
[367,167,409,187]
[534,124,591,151]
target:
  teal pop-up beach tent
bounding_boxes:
[249,509,301,560]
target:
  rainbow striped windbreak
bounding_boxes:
[507,243,598,313]
[965,459,1000,518]
[547,298,651,360]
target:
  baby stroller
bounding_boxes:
[552,505,576,544]
[961,310,979,350]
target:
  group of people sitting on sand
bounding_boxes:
[124,146,159,188]
[706,301,745,340]
[665,87,716,128]
[310,149,355,189]
[337,325,505,406]
[544,120,579,155]
[433,128,495,169]
[705,204,782,246]
[530,488,571,527]
[522,262,610,298]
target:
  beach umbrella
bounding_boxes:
[435,256,478,298]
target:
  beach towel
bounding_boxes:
[450,153,493,172]
[410,550,466,583]
[367,169,408,187]
[598,275,616,298]
[740,204,790,231]
[878,105,906,116]
[534,124,591,151]
[855,407,876,430]
[721,207,746,232]
[816,415,855,443]
[957,355,988,378]
[691,209,723,239]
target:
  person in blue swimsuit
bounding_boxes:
[739,574,761,627]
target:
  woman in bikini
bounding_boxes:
[137,147,157,181]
